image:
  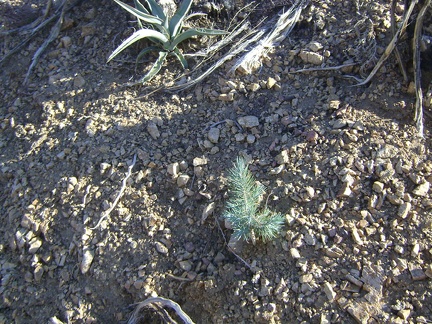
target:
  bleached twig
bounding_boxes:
[127,297,194,324]
[90,154,137,230]
[354,0,416,86]
[230,0,309,74]
[289,63,356,74]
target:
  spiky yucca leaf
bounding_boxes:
[223,157,284,243]
[137,51,169,84]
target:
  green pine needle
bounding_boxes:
[223,157,285,243]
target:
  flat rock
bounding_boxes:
[412,182,430,196]
[238,116,259,128]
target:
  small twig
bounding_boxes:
[289,63,356,74]
[24,0,67,84]
[354,0,417,86]
[204,119,243,132]
[166,274,194,282]
[90,154,137,230]
[214,214,253,270]
[391,0,408,83]
[127,297,195,324]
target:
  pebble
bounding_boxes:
[323,282,337,301]
[299,50,324,65]
[80,248,94,274]
[193,157,208,166]
[155,242,168,254]
[412,182,430,196]
[179,260,192,271]
[167,162,180,177]
[290,248,301,259]
[147,121,160,139]
[201,202,215,224]
[373,181,385,193]
[397,202,411,218]
[73,75,85,88]
[28,237,42,254]
[238,116,259,128]
[208,128,220,143]
[246,134,256,144]
[176,174,190,187]
[275,150,289,164]
[267,77,277,89]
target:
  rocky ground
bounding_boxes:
[1,0,432,323]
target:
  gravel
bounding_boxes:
[0,0,431,323]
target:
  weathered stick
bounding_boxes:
[90,154,137,230]
[412,0,431,137]
[355,0,417,86]
[127,297,195,324]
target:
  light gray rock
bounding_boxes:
[238,116,259,128]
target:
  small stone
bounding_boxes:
[267,77,277,89]
[338,183,352,197]
[290,248,301,259]
[235,133,245,142]
[246,134,256,144]
[80,248,94,274]
[409,265,426,281]
[309,41,323,52]
[249,83,260,91]
[179,260,192,271]
[193,157,208,166]
[351,228,363,245]
[238,116,259,128]
[324,246,343,258]
[147,121,160,139]
[73,75,85,88]
[60,36,72,48]
[214,252,225,263]
[398,309,411,320]
[305,130,319,142]
[177,174,190,187]
[28,237,42,254]
[34,264,44,282]
[328,100,340,110]
[167,162,180,177]
[208,128,220,143]
[276,150,289,164]
[155,242,168,254]
[373,181,385,193]
[201,202,215,224]
[412,182,430,196]
[333,119,347,129]
[299,50,324,65]
[323,282,337,301]
[397,202,411,219]
[218,93,234,101]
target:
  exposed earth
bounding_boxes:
[1,0,432,323]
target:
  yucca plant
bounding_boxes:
[223,157,285,244]
[108,0,227,84]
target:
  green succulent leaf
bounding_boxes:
[170,27,228,50]
[135,46,160,66]
[138,51,168,84]
[112,0,163,25]
[169,0,193,37]
[171,47,188,69]
[141,0,166,21]
[107,29,169,62]
[133,0,150,14]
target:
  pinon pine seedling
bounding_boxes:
[223,157,284,244]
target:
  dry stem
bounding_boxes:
[90,154,137,230]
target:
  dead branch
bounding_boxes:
[127,297,194,324]
[413,0,431,137]
[90,154,137,230]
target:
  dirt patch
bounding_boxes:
[1,0,432,323]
